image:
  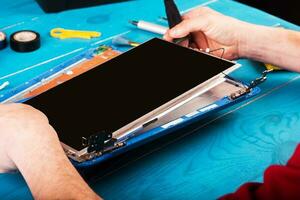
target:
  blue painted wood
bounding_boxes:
[0,0,299,199]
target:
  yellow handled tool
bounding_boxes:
[50,28,101,39]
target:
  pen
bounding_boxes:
[164,0,193,44]
[164,0,182,29]
[129,20,168,35]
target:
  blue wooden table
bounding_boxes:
[0,0,300,199]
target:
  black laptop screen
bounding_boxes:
[26,38,235,150]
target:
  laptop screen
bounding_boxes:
[26,38,235,150]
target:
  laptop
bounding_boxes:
[24,38,241,162]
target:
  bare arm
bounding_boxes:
[239,24,300,71]
[0,104,101,200]
[164,7,300,72]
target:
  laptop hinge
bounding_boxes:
[82,131,119,153]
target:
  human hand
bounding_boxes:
[0,103,102,200]
[0,103,50,172]
[164,7,252,60]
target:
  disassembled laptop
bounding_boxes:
[0,43,271,163]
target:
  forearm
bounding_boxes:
[6,125,101,200]
[239,24,300,72]
[0,103,101,200]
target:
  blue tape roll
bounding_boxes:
[0,31,7,50]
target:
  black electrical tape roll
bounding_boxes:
[10,30,41,52]
[0,31,7,50]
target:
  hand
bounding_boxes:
[164,7,252,60]
[0,103,50,172]
[0,103,102,199]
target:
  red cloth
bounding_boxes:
[220,144,300,200]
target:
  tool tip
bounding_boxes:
[129,20,138,26]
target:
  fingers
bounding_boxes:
[163,17,209,50]
[192,31,209,50]
[163,30,173,42]
[164,7,213,42]
[163,7,217,41]
[169,17,208,38]
[178,39,189,47]
[163,30,190,46]
[163,7,220,51]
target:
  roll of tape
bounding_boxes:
[10,30,41,52]
[0,31,7,50]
